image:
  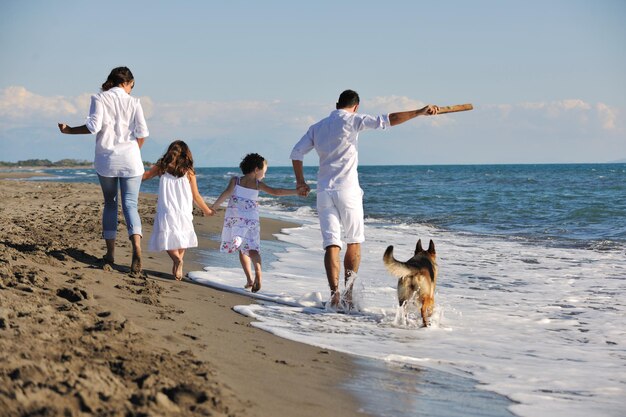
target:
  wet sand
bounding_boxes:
[0,179,370,417]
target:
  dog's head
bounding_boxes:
[383,239,437,281]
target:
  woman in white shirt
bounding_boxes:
[58,67,149,275]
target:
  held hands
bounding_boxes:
[202,207,216,217]
[296,183,310,197]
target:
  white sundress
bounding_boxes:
[220,177,260,255]
[148,172,198,252]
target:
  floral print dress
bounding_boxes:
[219,177,260,255]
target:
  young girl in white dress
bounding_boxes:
[143,140,214,280]
[212,153,301,292]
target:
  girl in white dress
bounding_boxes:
[143,141,214,280]
[212,153,301,292]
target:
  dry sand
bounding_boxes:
[0,179,371,417]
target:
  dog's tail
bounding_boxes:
[383,246,413,278]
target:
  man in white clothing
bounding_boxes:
[290,90,438,307]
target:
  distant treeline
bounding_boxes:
[0,159,92,168]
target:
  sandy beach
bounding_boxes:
[0,178,370,417]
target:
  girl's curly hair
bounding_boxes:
[239,153,266,175]
[155,140,194,178]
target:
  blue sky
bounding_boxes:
[1,0,624,166]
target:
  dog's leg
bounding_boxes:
[420,295,434,327]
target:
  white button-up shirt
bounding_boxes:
[290,109,390,191]
[86,87,149,177]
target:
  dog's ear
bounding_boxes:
[428,239,436,255]
[415,239,423,254]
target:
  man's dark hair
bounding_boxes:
[336,90,360,109]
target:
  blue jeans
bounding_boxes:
[97,174,142,239]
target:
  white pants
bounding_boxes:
[317,188,364,249]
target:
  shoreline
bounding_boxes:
[0,166,93,173]
[0,179,370,416]
[0,172,54,179]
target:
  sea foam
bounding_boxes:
[190,205,626,417]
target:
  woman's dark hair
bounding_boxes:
[101,67,134,91]
[156,140,194,178]
[336,89,360,109]
[239,153,266,175]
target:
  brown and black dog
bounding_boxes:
[383,239,438,327]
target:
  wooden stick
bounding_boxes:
[437,104,473,114]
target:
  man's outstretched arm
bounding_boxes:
[388,105,439,126]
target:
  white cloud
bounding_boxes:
[520,99,591,112]
[0,87,623,164]
[0,86,75,120]
[138,96,154,119]
[560,99,591,111]
[487,99,621,131]
[367,95,425,113]
[0,88,470,134]
[596,102,617,130]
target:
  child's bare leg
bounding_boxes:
[249,250,262,293]
[166,249,184,281]
[238,251,254,289]
[177,249,185,280]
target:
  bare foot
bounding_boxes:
[174,260,184,281]
[130,252,142,277]
[244,281,254,290]
[329,290,341,309]
[100,255,114,271]
[252,277,261,293]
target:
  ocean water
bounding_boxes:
[28,164,626,416]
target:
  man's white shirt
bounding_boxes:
[290,109,390,191]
